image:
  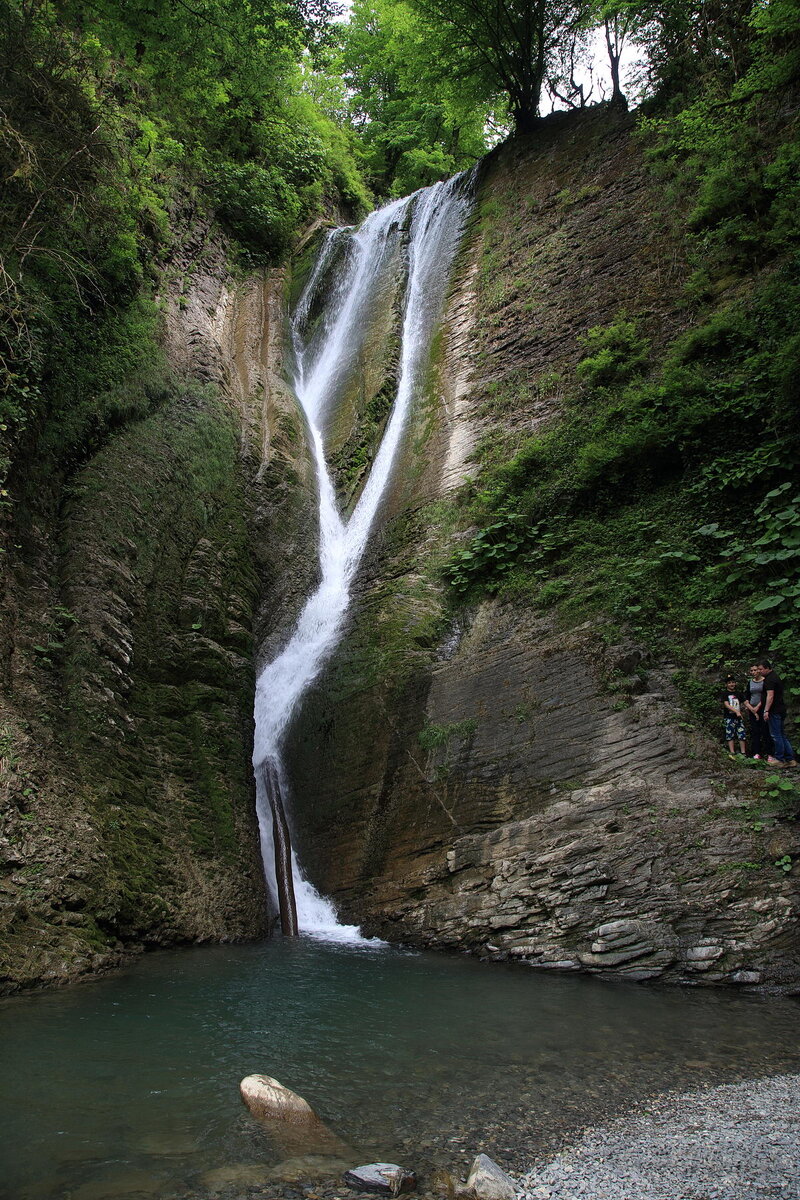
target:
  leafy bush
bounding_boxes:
[0,0,371,494]
[576,315,650,387]
[446,509,526,594]
[213,161,302,262]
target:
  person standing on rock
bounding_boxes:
[757,659,797,767]
[744,663,772,760]
[722,675,747,758]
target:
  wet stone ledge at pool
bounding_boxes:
[400,771,794,984]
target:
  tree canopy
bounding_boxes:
[407,0,591,133]
[334,0,492,196]
[0,0,369,487]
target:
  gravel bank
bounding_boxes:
[514,1074,800,1200]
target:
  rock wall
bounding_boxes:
[285,108,800,989]
[0,218,316,993]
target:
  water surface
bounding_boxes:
[2,938,798,1199]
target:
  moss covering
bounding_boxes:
[0,381,269,992]
[61,389,261,920]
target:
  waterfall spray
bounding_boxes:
[253,173,473,938]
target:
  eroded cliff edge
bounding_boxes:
[0,223,317,993]
[286,108,800,989]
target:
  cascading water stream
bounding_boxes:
[253,173,473,940]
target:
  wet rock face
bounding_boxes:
[289,603,798,986]
[285,109,800,990]
[160,228,319,670]
[53,395,267,948]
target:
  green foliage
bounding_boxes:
[670,669,719,726]
[576,314,650,387]
[629,0,756,106]
[762,772,800,820]
[404,0,593,134]
[29,605,77,670]
[699,483,800,632]
[0,0,369,497]
[418,718,477,749]
[213,161,302,262]
[446,509,527,593]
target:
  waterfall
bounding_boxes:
[253,172,473,940]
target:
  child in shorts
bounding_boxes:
[722,675,747,757]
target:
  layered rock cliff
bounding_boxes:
[0,220,316,993]
[285,108,800,989]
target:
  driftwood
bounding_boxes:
[261,761,299,936]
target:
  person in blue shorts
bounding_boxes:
[721,675,747,758]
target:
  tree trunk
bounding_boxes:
[513,105,539,134]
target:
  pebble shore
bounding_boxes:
[513,1073,800,1200]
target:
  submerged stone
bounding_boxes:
[429,1167,459,1197]
[69,1169,164,1199]
[200,1163,267,1191]
[135,1130,200,1157]
[343,1162,417,1194]
[267,1154,352,1182]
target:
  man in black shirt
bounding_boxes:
[757,659,797,766]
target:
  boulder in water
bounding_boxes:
[240,1074,352,1159]
[343,1162,417,1195]
[463,1154,516,1200]
[240,1074,319,1126]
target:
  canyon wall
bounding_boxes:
[4,104,797,996]
[0,221,316,993]
[285,108,800,989]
